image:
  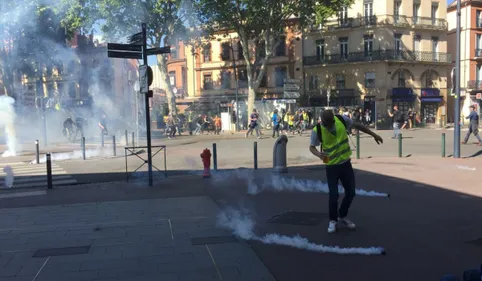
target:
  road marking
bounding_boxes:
[32,256,50,281]
[168,219,174,240]
[0,191,47,198]
[205,244,223,280]
[0,163,77,189]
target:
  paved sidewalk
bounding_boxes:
[0,194,275,281]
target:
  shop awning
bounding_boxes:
[391,88,415,102]
[420,96,443,103]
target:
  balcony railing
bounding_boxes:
[467,80,482,89]
[303,50,452,66]
[310,14,447,32]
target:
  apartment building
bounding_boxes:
[303,0,451,125]
[183,26,303,113]
[447,0,482,119]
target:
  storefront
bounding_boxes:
[420,88,443,124]
[391,88,416,113]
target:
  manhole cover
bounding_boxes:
[191,236,237,245]
[267,211,325,226]
[33,246,91,258]
[465,238,482,245]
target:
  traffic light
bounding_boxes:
[148,90,153,98]
[147,66,153,87]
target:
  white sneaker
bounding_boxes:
[338,217,356,229]
[327,220,337,233]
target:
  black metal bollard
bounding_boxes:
[46,153,52,189]
[131,132,135,147]
[254,141,258,170]
[81,137,86,160]
[101,132,104,147]
[212,143,217,171]
[113,135,116,156]
[125,130,129,146]
[35,140,40,164]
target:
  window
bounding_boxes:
[364,1,373,25]
[237,41,244,60]
[394,1,401,23]
[315,39,325,61]
[413,35,421,60]
[221,42,231,61]
[238,68,248,88]
[339,38,348,60]
[338,7,348,26]
[275,66,287,87]
[477,10,482,28]
[365,72,375,88]
[221,71,231,89]
[432,37,439,61]
[257,40,266,58]
[256,69,267,88]
[364,35,373,58]
[170,47,178,59]
[477,34,482,56]
[398,71,406,87]
[169,71,176,86]
[181,67,187,93]
[336,74,345,89]
[477,65,482,83]
[203,44,211,62]
[394,34,402,54]
[309,75,319,91]
[275,36,286,56]
[413,4,420,24]
[203,74,213,90]
[431,3,438,24]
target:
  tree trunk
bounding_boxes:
[156,54,177,115]
[247,77,256,117]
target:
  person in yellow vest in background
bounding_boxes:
[309,110,383,234]
[302,110,309,130]
[288,112,295,134]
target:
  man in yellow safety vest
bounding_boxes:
[309,110,383,233]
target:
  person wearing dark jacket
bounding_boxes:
[462,105,482,146]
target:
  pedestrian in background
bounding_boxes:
[462,105,482,146]
[272,109,281,138]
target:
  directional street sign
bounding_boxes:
[146,46,171,56]
[283,78,301,99]
[107,43,143,59]
[283,92,301,98]
[129,32,143,44]
[283,84,300,91]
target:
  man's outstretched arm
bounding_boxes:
[352,122,383,144]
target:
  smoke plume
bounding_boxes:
[0,96,17,157]
[212,169,390,197]
[31,148,113,164]
[217,208,386,255]
[2,166,14,188]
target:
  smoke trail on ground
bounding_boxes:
[2,166,14,188]
[32,149,113,164]
[211,169,389,197]
[217,208,386,255]
[0,96,17,157]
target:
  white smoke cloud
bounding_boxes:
[2,166,14,188]
[31,148,113,164]
[0,96,17,157]
[217,208,386,255]
[211,169,390,197]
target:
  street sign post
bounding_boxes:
[283,79,301,99]
[107,23,170,187]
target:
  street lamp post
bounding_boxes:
[326,88,331,107]
[454,0,461,158]
[229,36,240,131]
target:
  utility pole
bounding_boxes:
[141,23,154,186]
[229,36,240,131]
[454,0,461,158]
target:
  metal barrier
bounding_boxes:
[124,145,167,182]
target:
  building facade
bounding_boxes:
[303,0,451,126]
[447,0,482,119]
[183,26,303,114]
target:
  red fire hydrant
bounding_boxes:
[200,148,211,178]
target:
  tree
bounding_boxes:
[192,0,353,114]
[0,1,81,98]
[75,0,190,115]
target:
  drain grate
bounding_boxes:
[33,246,91,258]
[465,238,482,246]
[267,211,325,226]
[191,236,237,245]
